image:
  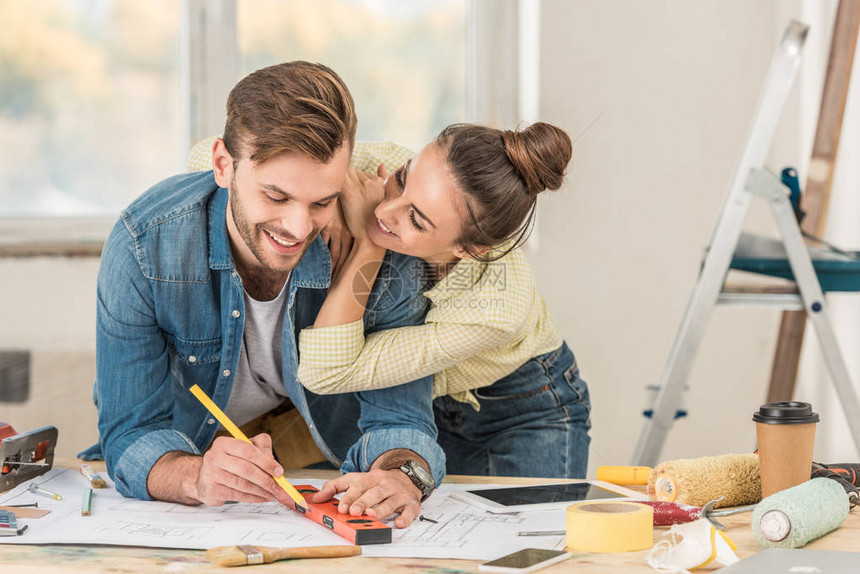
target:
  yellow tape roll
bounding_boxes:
[566,502,654,553]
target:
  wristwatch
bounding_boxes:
[399,460,435,502]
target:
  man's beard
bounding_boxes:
[229,177,320,274]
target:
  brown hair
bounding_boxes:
[437,122,572,261]
[223,61,357,165]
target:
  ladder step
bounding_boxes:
[722,282,798,294]
[717,292,804,309]
[730,233,860,292]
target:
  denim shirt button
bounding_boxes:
[231,310,240,318]
[207,418,215,424]
[222,370,231,377]
[188,355,197,364]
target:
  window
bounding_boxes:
[1,0,497,247]
[0,0,183,219]
[237,0,466,153]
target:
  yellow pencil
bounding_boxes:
[188,384,307,508]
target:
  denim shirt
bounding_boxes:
[79,171,445,500]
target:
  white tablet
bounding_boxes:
[449,480,646,513]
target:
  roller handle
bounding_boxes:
[595,465,652,485]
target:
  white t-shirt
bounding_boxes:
[225,275,291,426]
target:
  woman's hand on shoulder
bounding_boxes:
[340,166,386,241]
[321,201,354,280]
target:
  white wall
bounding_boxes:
[532,0,859,473]
[0,258,100,458]
[2,0,857,468]
[795,0,860,464]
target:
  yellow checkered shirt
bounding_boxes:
[298,248,563,410]
[188,137,563,410]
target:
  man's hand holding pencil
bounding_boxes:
[146,385,308,507]
[196,433,295,506]
[146,434,296,507]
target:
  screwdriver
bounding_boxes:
[28,483,63,500]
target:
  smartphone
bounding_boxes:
[478,548,572,573]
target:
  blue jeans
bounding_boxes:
[433,342,591,478]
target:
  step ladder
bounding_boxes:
[631,20,860,467]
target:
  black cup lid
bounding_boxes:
[753,401,819,424]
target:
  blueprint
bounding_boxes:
[0,468,567,560]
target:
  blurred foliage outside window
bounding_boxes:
[240,0,466,156]
[0,0,465,219]
[0,0,182,218]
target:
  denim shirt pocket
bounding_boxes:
[164,333,222,390]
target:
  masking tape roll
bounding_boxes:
[566,502,654,553]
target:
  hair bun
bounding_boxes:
[502,122,572,194]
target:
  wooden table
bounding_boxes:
[2,459,859,573]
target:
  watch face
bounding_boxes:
[408,460,435,488]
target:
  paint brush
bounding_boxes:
[80,464,108,489]
[188,384,307,508]
[206,544,361,567]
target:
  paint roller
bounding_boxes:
[600,456,860,509]
[646,479,852,571]
[645,453,762,508]
[598,455,761,508]
[752,477,852,548]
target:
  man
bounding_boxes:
[80,62,443,528]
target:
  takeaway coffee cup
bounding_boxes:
[753,401,819,498]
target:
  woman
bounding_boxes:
[298,122,591,478]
